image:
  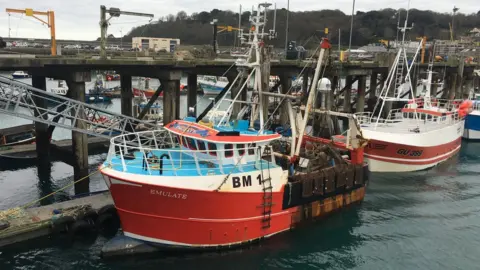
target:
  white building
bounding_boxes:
[132,37,180,52]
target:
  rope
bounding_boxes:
[21,168,103,209]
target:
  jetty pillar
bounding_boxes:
[448,72,457,100]
[329,75,338,110]
[187,73,197,117]
[455,61,465,99]
[431,74,438,98]
[302,71,309,92]
[120,74,133,117]
[69,72,91,195]
[158,71,182,124]
[369,72,378,97]
[464,72,474,98]
[229,74,242,117]
[32,74,54,203]
[31,75,50,164]
[162,80,179,124]
[356,75,366,113]
[410,71,418,98]
[330,75,341,134]
[343,76,353,113]
[279,74,292,125]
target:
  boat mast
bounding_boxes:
[294,38,331,157]
[246,3,274,132]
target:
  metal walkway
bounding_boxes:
[0,75,159,139]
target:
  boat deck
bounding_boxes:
[107,148,275,177]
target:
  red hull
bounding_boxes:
[103,172,366,248]
[365,137,461,166]
[133,88,156,98]
[106,74,120,81]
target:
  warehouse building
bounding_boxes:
[132,37,180,52]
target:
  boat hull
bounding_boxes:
[363,121,464,172]
[463,111,480,140]
[199,83,226,95]
[101,164,368,249]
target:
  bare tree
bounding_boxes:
[176,11,188,21]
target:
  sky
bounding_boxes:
[0,0,476,40]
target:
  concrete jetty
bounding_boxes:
[0,191,114,248]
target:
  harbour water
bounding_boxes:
[1,142,479,269]
[1,74,480,269]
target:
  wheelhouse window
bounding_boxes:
[208,142,217,156]
[237,144,245,156]
[187,138,197,150]
[225,144,233,158]
[197,140,207,153]
[176,135,182,146]
[248,143,256,155]
[182,136,189,148]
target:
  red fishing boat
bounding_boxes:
[100,4,368,252]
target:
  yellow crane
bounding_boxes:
[217,25,242,33]
[5,8,56,56]
[415,36,427,64]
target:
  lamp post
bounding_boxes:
[284,0,290,56]
[395,10,401,45]
[452,6,459,41]
[120,28,123,49]
[347,0,356,61]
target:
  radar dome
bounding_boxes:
[316,78,332,91]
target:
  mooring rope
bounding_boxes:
[0,167,106,221]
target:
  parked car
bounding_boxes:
[82,44,94,50]
[15,42,28,47]
[108,45,121,51]
[64,44,81,49]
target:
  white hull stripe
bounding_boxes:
[124,228,290,247]
[110,178,143,187]
[365,145,461,163]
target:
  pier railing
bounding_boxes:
[105,129,276,177]
[0,75,159,138]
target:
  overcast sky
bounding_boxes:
[0,0,475,40]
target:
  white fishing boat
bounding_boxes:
[355,4,465,172]
[198,75,229,95]
[11,71,30,79]
[50,80,68,95]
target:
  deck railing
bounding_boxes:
[355,105,463,133]
[104,129,276,176]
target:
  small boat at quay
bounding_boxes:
[463,94,480,140]
[0,124,36,147]
[198,75,229,95]
[11,71,30,79]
